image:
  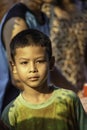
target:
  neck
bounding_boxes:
[21,83,54,104]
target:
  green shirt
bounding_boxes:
[1,87,87,130]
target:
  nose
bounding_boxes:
[29,62,37,73]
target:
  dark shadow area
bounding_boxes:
[1,80,19,113]
[9,117,78,130]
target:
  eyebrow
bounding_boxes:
[17,56,46,60]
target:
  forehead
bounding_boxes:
[15,45,48,57]
[14,46,49,61]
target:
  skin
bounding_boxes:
[12,45,55,104]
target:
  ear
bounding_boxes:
[49,56,55,71]
[9,60,17,74]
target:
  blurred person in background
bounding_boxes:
[50,0,87,91]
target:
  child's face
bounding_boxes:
[13,45,53,89]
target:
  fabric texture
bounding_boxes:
[50,9,87,89]
[1,87,87,130]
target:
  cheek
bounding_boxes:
[16,66,27,77]
[39,64,49,76]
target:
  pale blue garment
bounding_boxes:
[0,16,9,116]
[25,11,50,37]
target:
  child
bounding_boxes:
[1,29,87,130]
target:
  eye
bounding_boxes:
[36,59,46,63]
[20,61,28,65]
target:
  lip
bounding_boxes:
[28,76,39,81]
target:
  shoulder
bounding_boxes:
[4,2,28,21]
[53,87,82,112]
[0,2,28,48]
[1,95,21,127]
[1,2,28,28]
[55,88,79,102]
[1,95,20,118]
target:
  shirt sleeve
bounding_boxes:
[75,96,87,130]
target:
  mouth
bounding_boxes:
[28,76,39,81]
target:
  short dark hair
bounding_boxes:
[10,29,52,62]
